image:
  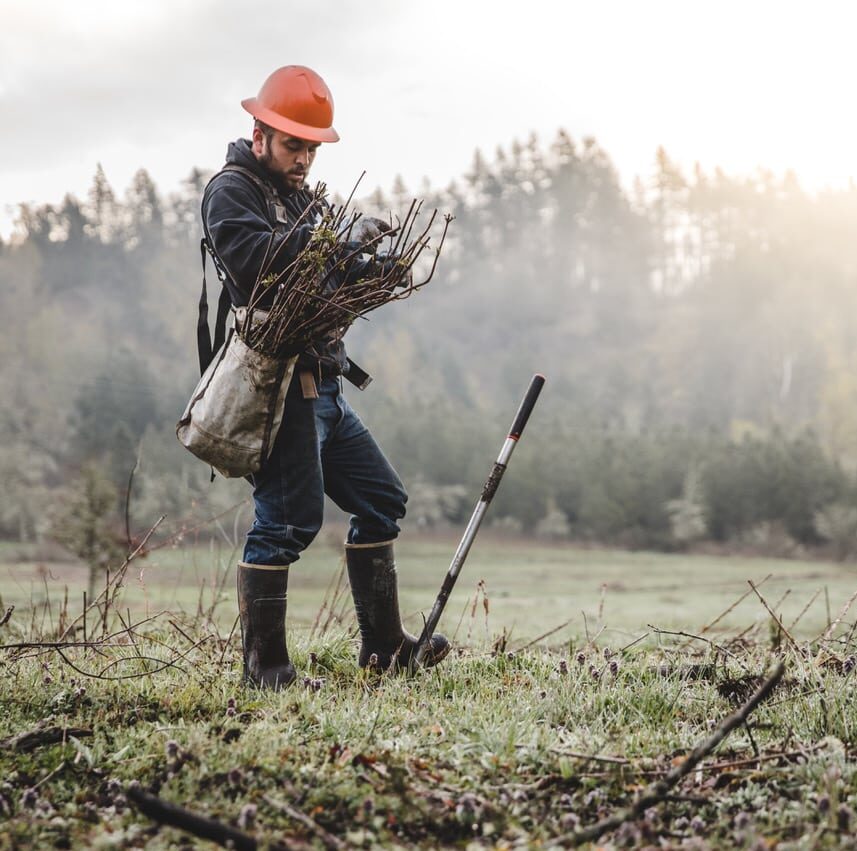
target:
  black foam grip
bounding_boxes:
[509,374,546,439]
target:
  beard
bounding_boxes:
[258,143,305,194]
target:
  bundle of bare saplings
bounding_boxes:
[239,183,451,357]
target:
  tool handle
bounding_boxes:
[412,373,547,670]
[508,374,545,439]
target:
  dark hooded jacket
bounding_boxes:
[201,138,354,373]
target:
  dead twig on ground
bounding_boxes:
[547,749,630,765]
[1,725,92,752]
[564,660,785,847]
[264,795,348,851]
[648,625,750,672]
[619,632,651,653]
[2,611,171,657]
[126,783,295,850]
[54,645,186,681]
[514,617,575,653]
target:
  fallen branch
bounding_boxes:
[547,749,630,765]
[263,795,347,851]
[648,624,750,671]
[2,725,92,752]
[514,617,575,653]
[696,742,826,774]
[2,611,171,654]
[564,659,785,847]
[55,646,187,681]
[126,784,295,851]
[547,741,825,782]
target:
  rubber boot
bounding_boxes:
[237,562,297,689]
[345,540,450,670]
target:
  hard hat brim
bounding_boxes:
[242,98,340,143]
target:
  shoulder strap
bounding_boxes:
[216,163,289,225]
[197,239,233,375]
[197,164,282,376]
[196,164,317,375]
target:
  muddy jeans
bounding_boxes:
[242,375,407,566]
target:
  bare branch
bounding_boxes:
[563,660,785,847]
[1,725,92,752]
[127,784,296,851]
[263,795,347,851]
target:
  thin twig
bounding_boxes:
[33,760,67,789]
[564,660,785,846]
[127,784,295,851]
[57,515,166,642]
[515,617,575,653]
[547,749,630,765]
[619,632,651,653]
[748,580,800,652]
[788,588,822,632]
[817,589,857,645]
[124,453,140,552]
[2,611,172,655]
[54,646,186,681]
[219,615,240,667]
[648,625,750,671]
[1,726,92,752]
[263,795,347,851]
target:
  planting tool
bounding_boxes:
[412,373,546,669]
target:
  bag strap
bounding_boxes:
[197,239,233,375]
[217,163,289,225]
[197,163,292,376]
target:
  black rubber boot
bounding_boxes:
[237,562,297,689]
[345,541,450,671]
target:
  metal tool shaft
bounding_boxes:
[413,374,545,668]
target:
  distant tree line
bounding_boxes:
[2,134,857,558]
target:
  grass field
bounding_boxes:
[2,533,855,641]
[1,537,856,848]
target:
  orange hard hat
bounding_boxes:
[241,65,340,143]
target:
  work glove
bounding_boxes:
[340,216,394,253]
[372,250,413,288]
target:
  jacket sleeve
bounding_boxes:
[202,176,314,304]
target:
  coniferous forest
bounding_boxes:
[3,132,857,557]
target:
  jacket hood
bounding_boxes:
[225,138,259,171]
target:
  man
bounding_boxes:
[202,65,449,688]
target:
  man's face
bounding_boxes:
[253,127,319,190]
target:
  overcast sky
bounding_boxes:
[2,0,856,238]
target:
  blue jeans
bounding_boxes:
[243,375,408,565]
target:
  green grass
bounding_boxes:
[3,535,855,641]
[1,539,856,848]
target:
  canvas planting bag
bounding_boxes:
[176,307,297,478]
